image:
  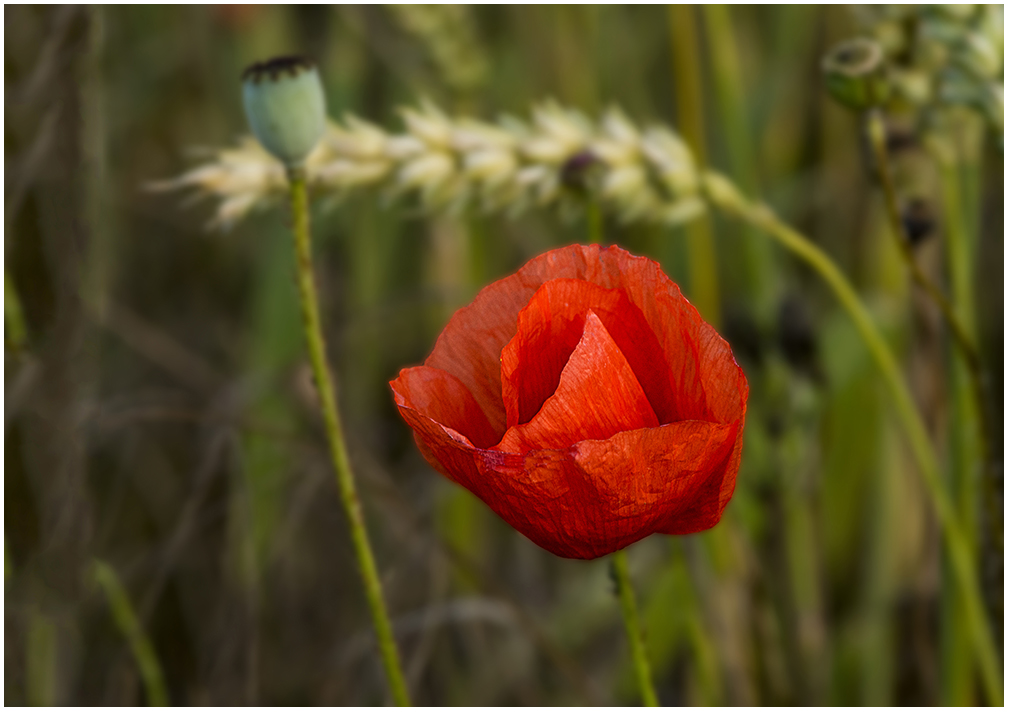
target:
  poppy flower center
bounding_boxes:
[499,278,676,430]
[495,279,668,453]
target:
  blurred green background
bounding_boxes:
[4,4,1003,706]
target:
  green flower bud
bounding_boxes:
[242,56,326,169]
[822,38,891,111]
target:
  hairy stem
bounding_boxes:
[287,171,411,706]
[612,549,659,707]
[92,560,168,706]
[703,172,1003,705]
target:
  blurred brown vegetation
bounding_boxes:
[4,5,1003,706]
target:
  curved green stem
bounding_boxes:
[287,171,411,706]
[702,171,1002,705]
[611,549,659,707]
[92,560,168,706]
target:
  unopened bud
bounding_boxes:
[242,56,326,170]
[822,38,891,110]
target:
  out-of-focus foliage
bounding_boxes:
[4,5,1003,706]
[856,4,1004,139]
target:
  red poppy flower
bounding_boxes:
[390,244,748,559]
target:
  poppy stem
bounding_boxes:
[611,549,659,706]
[586,197,604,244]
[287,170,411,706]
[702,171,1003,706]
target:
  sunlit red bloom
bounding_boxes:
[391,244,748,559]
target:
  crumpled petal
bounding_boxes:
[389,394,741,558]
[500,278,678,427]
[390,365,498,449]
[572,419,740,540]
[497,310,658,452]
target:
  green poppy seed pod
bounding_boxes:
[242,56,326,170]
[822,38,891,111]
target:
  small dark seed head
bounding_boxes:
[242,55,316,83]
[885,126,918,154]
[777,296,818,376]
[901,199,935,247]
[560,150,599,191]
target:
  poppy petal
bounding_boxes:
[572,418,742,534]
[496,310,658,452]
[390,366,499,449]
[393,401,484,489]
[423,244,713,435]
[506,244,746,424]
[657,415,745,534]
[500,278,679,427]
[471,419,741,559]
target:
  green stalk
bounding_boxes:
[701,4,776,317]
[869,116,1000,702]
[866,111,981,702]
[5,269,29,352]
[612,549,659,707]
[92,560,168,706]
[865,111,992,477]
[935,146,1001,560]
[587,197,604,245]
[937,151,983,705]
[702,172,1002,705]
[859,416,900,704]
[668,4,720,326]
[26,608,57,706]
[287,171,411,706]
